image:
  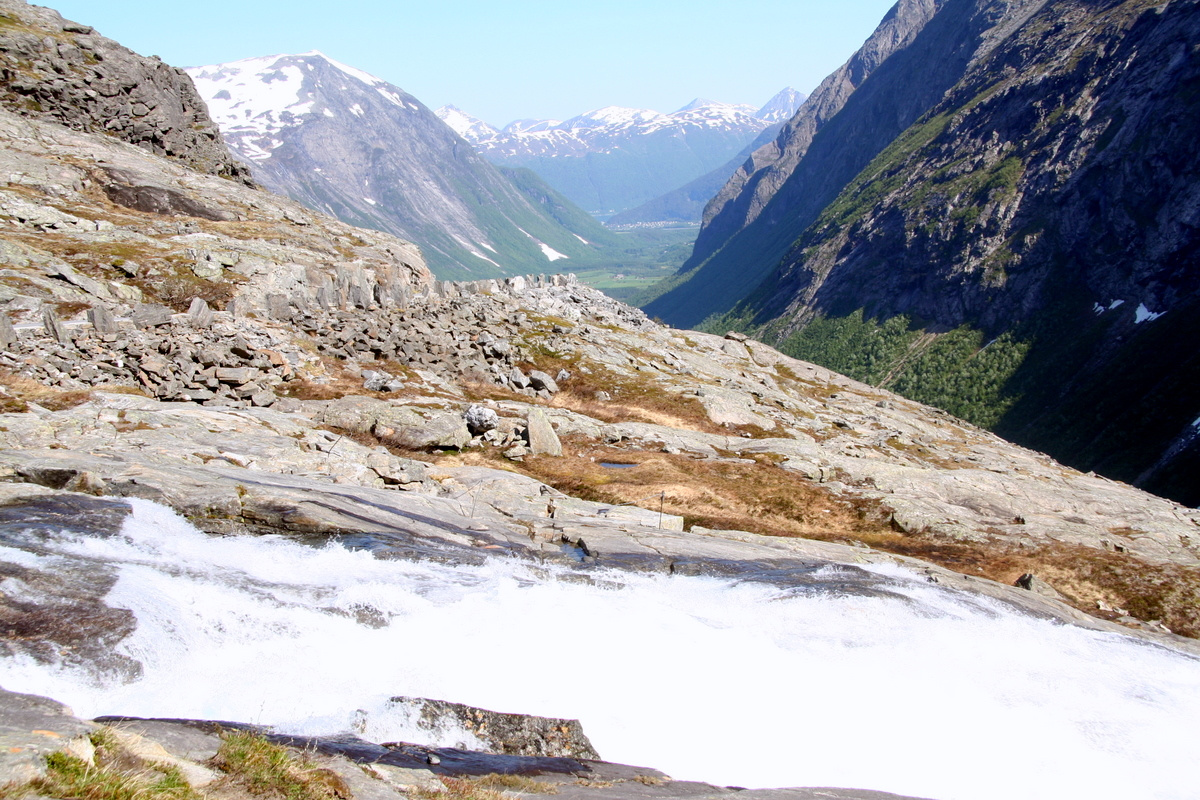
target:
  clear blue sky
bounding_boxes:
[47,0,898,127]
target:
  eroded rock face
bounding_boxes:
[0,0,251,183]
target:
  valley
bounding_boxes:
[0,0,1196,799]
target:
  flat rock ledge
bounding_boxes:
[0,687,934,800]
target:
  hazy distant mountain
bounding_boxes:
[438,88,805,216]
[606,123,787,229]
[187,52,619,279]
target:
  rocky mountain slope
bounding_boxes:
[0,0,251,185]
[648,0,1200,507]
[188,52,626,280]
[440,89,805,217]
[643,0,954,325]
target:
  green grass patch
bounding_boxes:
[211,731,348,800]
[15,731,199,800]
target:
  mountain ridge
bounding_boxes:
[439,88,806,216]
[188,52,622,280]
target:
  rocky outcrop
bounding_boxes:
[0,99,429,391]
[0,0,251,184]
[0,688,935,800]
[383,696,600,759]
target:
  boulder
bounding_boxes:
[390,413,471,451]
[0,688,96,785]
[464,404,499,434]
[526,408,563,456]
[131,303,174,328]
[528,370,559,393]
[316,396,424,436]
[384,696,599,760]
[186,297,214,328]
[87,304,119,335]
[509,368,531,389]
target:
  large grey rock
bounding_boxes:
[87,304,119,335]
[528,369,559,393]
[316,396,425,436]
[393,412,471,450]
[0,312,16,347]
[526,408,562,456]
[0,0,251,184]
[131,303,174,328]
[464,404,499,434]
[385,696,600,760]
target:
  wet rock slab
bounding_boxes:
[0,688,95,784]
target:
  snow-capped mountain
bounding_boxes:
[436,104,500,143]
[187,52,619,279]
[435,88,806,216]
[754,87,807,123]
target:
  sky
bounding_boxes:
[47,0,899,127]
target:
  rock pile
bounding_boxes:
[0,269,643,409]
[1,301,305,406]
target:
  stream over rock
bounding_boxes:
[1,497,1198,800]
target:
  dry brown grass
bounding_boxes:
[0,371,90,411]
[832,531,1200,637]
[485,436,889,540]
[408,777,507,800]
[279,357,424,402]
[464,773,558,794]
[0,371,150,414]
[437,430,1200,638]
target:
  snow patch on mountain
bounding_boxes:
[436,105,499,141]
[1135,303,1165,324]
[539,243,568,261]
[187,56,315,159]
[449,93,797,159]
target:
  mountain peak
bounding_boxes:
[676,97,717,112]
[755,87,808,122]
[436,105,500,140]
[303,50,388,87]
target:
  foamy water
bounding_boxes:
[2,499,1198,800]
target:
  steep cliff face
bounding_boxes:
[190,53,622,281]
[644,0,1063,326]
[708,0,1200,504]
[0,0,251,184]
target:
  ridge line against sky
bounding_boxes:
[45,0,899,127]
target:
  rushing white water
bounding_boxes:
[2,499,1199,800]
